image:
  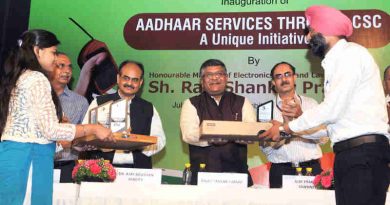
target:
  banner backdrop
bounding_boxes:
[29,0,390,173]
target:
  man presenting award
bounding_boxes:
[260,5,390,205]
[260,62,327,188]
[81,60,166,168]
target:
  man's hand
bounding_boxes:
[281,96,302,119]
[61,116,70,123]
[75,52,107,96]
[83,52,107,72]
[93,124,115,142]
[258,120,283,142]
[57,140,71,149]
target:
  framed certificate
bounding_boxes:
[257,100,273,122]
[73,133,157,150]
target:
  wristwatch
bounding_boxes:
[279,124,291,138]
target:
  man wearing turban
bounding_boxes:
[260,5,390,205]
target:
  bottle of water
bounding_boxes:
[182,163,192,185]
[305,167,313,176]
[199,163,206,172]
[296,167,303,176]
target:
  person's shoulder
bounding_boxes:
[186,93,202,104]
[22,70,45,80]
[132,96,154,115]
[225,91,245,101]
[96,92,119,103]
[66,89,89,105]
[134,96,153,106]
[96,92,117,99]
[189,93,202,100]
[344,41,369,55]
[338,41,373,69]
[226,91,245,99]
[182,98,191,103]
[20,70,49,87]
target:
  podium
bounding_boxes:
[73,132,157,150]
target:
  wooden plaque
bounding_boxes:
[199,120,273,141]
[73,132,157,150]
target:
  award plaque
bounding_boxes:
[199,120,288,148]
[257,100,273,122]
[73,132,157,150]
[96,100,113,128]
[89,107,98,124]
[110,99,128,132]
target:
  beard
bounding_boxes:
[309,33,328,58]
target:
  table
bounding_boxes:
[78,183,336,205]
[53,183,79,205]
[51,183,390,205]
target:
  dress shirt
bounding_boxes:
[83,98,166,164]
[289,39,389,144]
[59,86,89,124]
[55,86,89,161]
[1,70,75,144]
[386,94,390,104]
[261,94,327,163]
[180,96,256,147]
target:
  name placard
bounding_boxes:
[53,169,61,183]
[282,175,315,189]
[198,172,247,188]
[114,168,162,185]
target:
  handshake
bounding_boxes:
[258,96,302,143]
[257,120,292,149]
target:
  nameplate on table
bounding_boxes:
[115,168,162,185]
[282,175,315,189]
[53,169,61,183]
[197,172,247,188]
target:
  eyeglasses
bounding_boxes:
[273,72,293,79]
[56,63,72,69]
[120,75,141,83]
[202,72,227,79]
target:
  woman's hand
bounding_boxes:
[93,124,115,142]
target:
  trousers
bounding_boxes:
[334,141,390,205]
[0,141,55,205]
